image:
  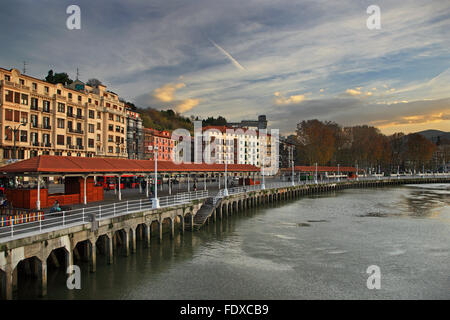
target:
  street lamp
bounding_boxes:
[6,122,27,160]
[290,147,295,186]
[337,164,340,182]
[115,141,124,158]
[148,145,159,208]
[224,152,229,196]
[356,162,359,181]
[314,162,318,184]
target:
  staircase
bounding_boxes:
[185,196,222,231]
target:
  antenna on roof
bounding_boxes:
[76,68,80,80]
[23,61,27,74]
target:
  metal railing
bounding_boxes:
[0,189,209,241]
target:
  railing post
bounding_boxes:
[140,199,142,211]
[113,203,116,216]
[82,208,85,222]
[11,219,14,238]
[63,211,65,226]
[99,205,102,219]
[126,201,129,213]
[39,216,42,232]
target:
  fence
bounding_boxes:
[0,189,209,241]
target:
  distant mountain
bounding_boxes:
[415,130,450,143]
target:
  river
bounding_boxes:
[19,184,450,299]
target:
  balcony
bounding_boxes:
[41,125,52,130]
[68,145,75,150]
[30,105,40,111]
[68,128,84,135]
[76,114,84,120]
[54,94,66,101]
[67,112,75,118]
[31,141,40,147]
[77,145,84,150]
[42,142,51,148]
[42,108,52,113]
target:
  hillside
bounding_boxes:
[137,108,194,132]
[415,130,450,143]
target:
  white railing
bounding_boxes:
[0,190,209,241]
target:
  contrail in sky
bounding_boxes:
[209,39,245,71]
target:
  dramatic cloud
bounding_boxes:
[137,81,200,113]
[274,92,306,105]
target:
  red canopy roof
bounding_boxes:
[0,155,260,174]
[281,166,357,172]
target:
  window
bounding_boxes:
[116,115,120,122]
[31,114,38,128]
[78,95,82,102]
[4,75,10,81]
[42,134,50,145]
[108,124,113,131]
[14,110,20,122]
[76,137,82,147]
[96,134,101,141]
[43,117,50,129]
[57,118,65,129]
[68,93,72,99]
[43,100,50,112]
[88,98,92,103]
[88,139,94,148]
[32,83,37,91]
[108,146,113,153]
[21,94,28,105]
[57,103,65,113]
[108,135,113,142]
[4,127,12,141]
[20,131,27,142]
[97,123,101,130]
[19,79,25,85]
[67,121,73,130]
[97,112,101,119]
[20,112,28,124]
[57,135,65,145]
[66,136,72,146]
[31,98,38,110]
[5,90,13,102]
[31,132,38,144]
[116,125,121,133]
[109,114,113,120]
[77,123,82,132]
[5,109,13,121]
[57,89,61,95]
[44,86,49,93]
[67,106,73,116]
[89,110,95,119]
[88,124,94,133]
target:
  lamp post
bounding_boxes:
[115,141,124,158]
[356,162,359,181]
[224,152,229,196]
[314,162,318,184]
[6,122,27,160]
[148,145,159,208]
[337,164,340,182]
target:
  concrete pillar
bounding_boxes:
[130,228,136,253]
[106,234,113,264]
[39,260,47,297]
[158,221,163,242]
[144,224,151,248]
[190,215,194,230]
[170,218,175,239]
[180,216,185,234]
[89,240,96,273]
[2,268,13,300]
[204,174,207,191]
[122,231,130,257]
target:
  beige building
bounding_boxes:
[0,67,128,165]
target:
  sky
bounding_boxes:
[0,0,449,135]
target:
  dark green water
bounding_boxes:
[19,184,450,299]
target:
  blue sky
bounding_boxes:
[0,0,449,134]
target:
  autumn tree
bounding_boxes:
[296,120,337,165]
[403,133,436,169]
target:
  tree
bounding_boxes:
[404,133,436,169]
[296,119,336,165]
[86,78,103,88]
[45,70,73,85]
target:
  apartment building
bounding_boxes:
[143,128,175,161]
[126,107,144,159]
[0,67,128,165]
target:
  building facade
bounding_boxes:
[126,108,144,159]
[0,67,128,165]
[143,128,175,161]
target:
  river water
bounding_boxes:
[20,184,450,299]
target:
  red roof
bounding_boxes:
[281,166,357,172]
[0,156,259,174]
